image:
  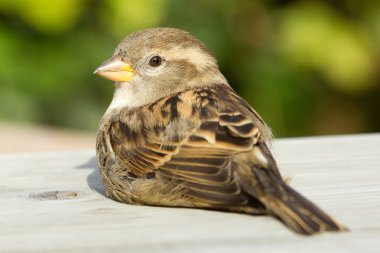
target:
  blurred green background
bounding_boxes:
[0,0,379,137]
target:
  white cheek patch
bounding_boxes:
[107,82,144,110]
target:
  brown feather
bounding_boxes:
[97,84,346,235]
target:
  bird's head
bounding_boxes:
[94,27,227,108]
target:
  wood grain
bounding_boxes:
[0,134,379,253]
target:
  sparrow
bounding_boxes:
[94,27,346,235]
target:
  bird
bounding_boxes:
[94,27,346,235]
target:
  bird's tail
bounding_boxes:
[249,165,347,235]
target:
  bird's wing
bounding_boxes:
[109,84,277,207]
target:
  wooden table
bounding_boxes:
[1,134,379,253]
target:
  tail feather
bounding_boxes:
[249,166,347,235]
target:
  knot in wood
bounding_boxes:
[29,191,79,200]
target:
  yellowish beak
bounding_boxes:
[94,55,134,82]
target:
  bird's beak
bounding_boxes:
[94,55,134,82]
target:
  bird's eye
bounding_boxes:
[149,56,162,67]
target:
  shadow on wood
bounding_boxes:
[75,156,106,196]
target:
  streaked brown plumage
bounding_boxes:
[95,27,346,235]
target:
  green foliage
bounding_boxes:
[279,2,375,93]
[0,0,379,136]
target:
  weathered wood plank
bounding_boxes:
[1,134,379,253]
